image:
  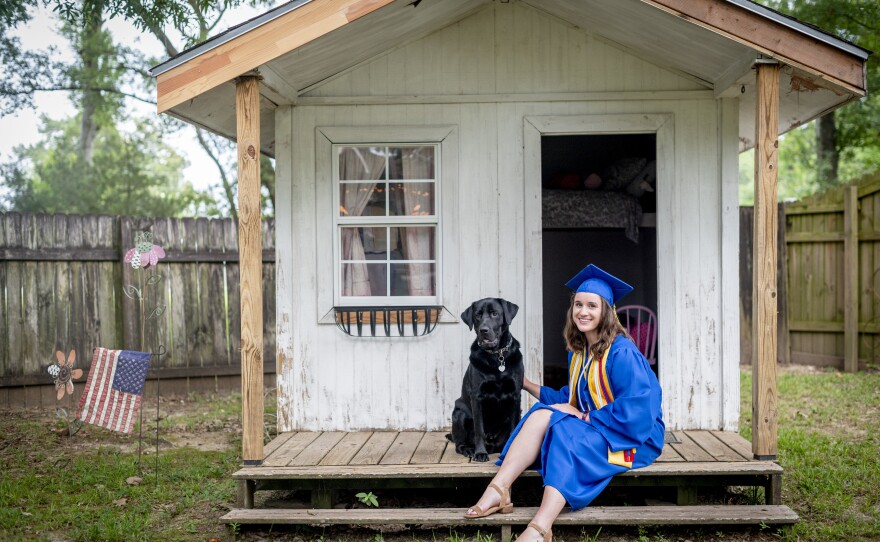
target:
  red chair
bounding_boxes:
[616,305,657,365]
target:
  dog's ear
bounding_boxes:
[499,299,519,325]
[461,303,475,330]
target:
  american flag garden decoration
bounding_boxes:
[76,348,151,434]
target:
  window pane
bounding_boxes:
[339,146,386,180]
[389,182,435,216]
[342,263,387,297]
[339,182,386,217]
[388,146,434,180]
[391,263,435,296]
[341,227,387,260]
[390,227,435,260]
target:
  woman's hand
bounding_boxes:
[549,403,582,417]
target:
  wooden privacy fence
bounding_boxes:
[0,213,276,396]
[739,204,790,367]
[784,174,880,371]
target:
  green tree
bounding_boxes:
[739,125,820,205]
[2,115,213,216]
[1,0,276,217]
[756,0,880,187]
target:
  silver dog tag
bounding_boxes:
[499,362,506,372]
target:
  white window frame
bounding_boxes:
[332,143,440,306]
[316,126,457,316]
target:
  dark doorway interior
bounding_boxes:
[541,134,658,389]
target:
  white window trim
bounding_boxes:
[315,126,458,323]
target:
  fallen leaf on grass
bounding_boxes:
[113,498,128,507]
[126,476,142,486]
[21,511,32,517]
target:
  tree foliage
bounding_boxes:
[741,0,880,203]
[1,0,275,217]
[2,115,213,216]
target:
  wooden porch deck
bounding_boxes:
[223,430,797,529]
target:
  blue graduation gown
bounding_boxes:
[497,335,665,510]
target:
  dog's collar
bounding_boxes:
[486,334,514,372]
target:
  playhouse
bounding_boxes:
[150,0,869,527]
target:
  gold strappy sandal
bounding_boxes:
[463,482,513,518]
[526,521,552,542]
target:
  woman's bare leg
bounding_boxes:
[465,409,552,516]
[516,485,566,541]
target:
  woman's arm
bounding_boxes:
[522,375,541,400]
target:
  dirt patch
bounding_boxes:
[0,392,242,458]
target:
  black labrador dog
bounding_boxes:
[448,298,524,462]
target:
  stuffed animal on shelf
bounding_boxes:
[626,159,656,198]
[548,172,583,190]
[584,172,602,190]
[600,157,656,197]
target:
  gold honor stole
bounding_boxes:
[568,348,636,469]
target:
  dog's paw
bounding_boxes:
[473,452,489,462]
[458,445,475,458]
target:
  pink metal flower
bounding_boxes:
[123,231,166,269]
[47,350,83,400]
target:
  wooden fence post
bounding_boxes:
[752,60,780,460]
[237,75,264,465]
[777,203,790,365]
[844,186,859,372]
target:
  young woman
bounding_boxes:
[463,264,665,542]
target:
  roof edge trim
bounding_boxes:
[149,0,315,77]
[725,0,870,60]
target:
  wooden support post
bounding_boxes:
[236,75,264,465]
[764,474,782,505]
[237,479,257,509]
[676,485,698,506]
[752,60,780,460]
[844,186,859,372]
[311,483,334,508]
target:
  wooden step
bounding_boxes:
[232,460,783,480]
[221,505,798,526]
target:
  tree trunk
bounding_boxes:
[195,128,238,221]
[816,112,838,188]
[77,1,105,165]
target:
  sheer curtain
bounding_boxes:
[400,147,435,296]
[340,147,385,297]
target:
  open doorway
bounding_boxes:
[541,134,658,389]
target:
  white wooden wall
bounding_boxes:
[275,2,741,432]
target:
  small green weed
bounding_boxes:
[580,526,602,542]
[356,491,379,507]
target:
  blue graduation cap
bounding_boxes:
[565,264,633,307]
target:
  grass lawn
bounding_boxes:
[1,366,878,542]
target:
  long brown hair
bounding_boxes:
[563,294,631,359]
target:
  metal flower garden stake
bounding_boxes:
[123,230,167,479]
[48,349,84,436]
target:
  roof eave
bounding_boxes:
[149,0,315,78]
[153,0,395,114]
